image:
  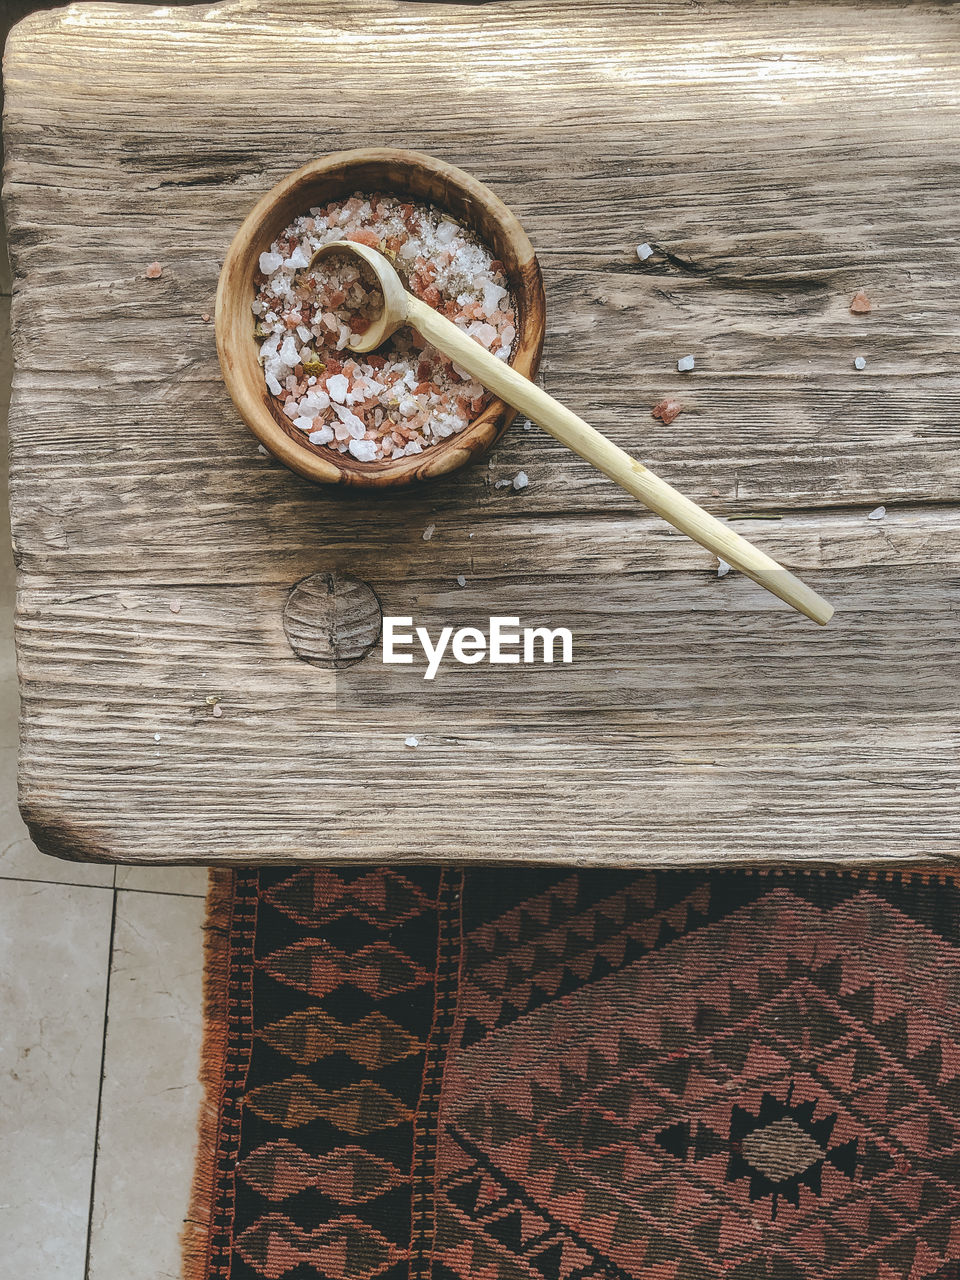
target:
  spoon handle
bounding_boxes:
[406,296,833,626]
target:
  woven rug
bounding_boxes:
[183,868,960,1280]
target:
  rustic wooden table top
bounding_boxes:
[5,0,959,866]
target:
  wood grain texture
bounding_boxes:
[4,0,960,865]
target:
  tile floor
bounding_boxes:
[0,206,207,1274]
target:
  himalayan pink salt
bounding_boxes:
[850,291,872,314]
[652,399,683,425]
[253,191,517,463]
[144,262,162,279]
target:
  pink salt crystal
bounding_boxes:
[144,262,163,279]
[652,399,682,425]
[850,291,872,314]
[169,600,182,614]
[201,313,211,323]
[212,703,223,718]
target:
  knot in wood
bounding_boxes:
[282,572,382,669]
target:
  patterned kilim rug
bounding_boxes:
[184,868,960,1280]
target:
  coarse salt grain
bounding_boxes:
[259,250,283,274]
[456,575,467,587]
[850,291,872,314]
[257,444,269,456]
[169,600,181,614]
[868,506,886,520]
[144,262,162,279]
[652,399,682,425]
[523,419,533,431]
[201,313,211,323]
[636,243,654,261]
[404,736,420,747]
[677,355,695,373]
[717,559,731,578]
[422,524,436,541]
[512,471,529,490]
[153,732,161,742]
[854,356,867,370]
[348,438,378,462]
[212,704,223,718]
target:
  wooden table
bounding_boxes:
[5,0,959,867]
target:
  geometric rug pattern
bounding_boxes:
[186,868,960,1280]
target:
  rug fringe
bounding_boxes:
[181,870,237,1280]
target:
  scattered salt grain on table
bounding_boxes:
[201,313,211,323]
[456,575,467,587]
[169,600,181,614]
[636,243,654,261]
[523,419,533,431]
[144,262,163,279]
[257,444,269,456]
[850,291,872,314]
[854,356,867,370]
[422,524,435,541]
[651,399,682,425]
[153,732,161,742]
[494,478,512,489]
[404,735,419,748]
[868,506,886,520]
[677,355,695,373]
[717,559,731,578]
[512,471,529,491]
[212,704,223,718]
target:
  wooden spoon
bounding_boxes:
[310,241,834,626]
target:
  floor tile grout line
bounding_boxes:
[83,883,118,1280]
[0,873,116,890]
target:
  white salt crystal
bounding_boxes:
[482,281,508,313]
[501,325,516,346]
[854,356,867,370]
[471,322,498,348]
[404,735,420,747]
[456,575,467,587]
[422,524,436,541]
[301,389,330,414]
[348,438,378,462]
[286,246,309,270]
[296,324,312,343]
[257,444,269,456]
[677,355,695,373]
[523,419,533,431]
[717,559,731,577]
[265,372,282,396]
[283,401,300,419]
[513,470,529,491]
[259,250,283,274]
[293,416,315,432]
[333,403,366,437]
[169,600,181,614]
[867,505,886,520]
[153,732,161,742]
[326,373,349,403]
[436,221,458,245]
[212,704,223,718]
[637,243,654,261]
[278,335,300,367]
[404,441,423,455]
[494,479,512,489]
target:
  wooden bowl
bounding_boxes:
[215,148,546,487]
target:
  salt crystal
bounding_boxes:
[308,425,334,445]
[144,261,163,279]
[326,373,349,402]
[169,600,181,614]
[265,372,282,396]
[283,401,300,419]
[348,438,378,462]
[636,243,654,261]
[296,324,312,343]
[257,444,269,456]
[200,313,211,323]
[436,221,458,245]
[456,575,467,587]
[867,506,886,520]
[153,732,161,742]
[333,403,366,437]
[422,524,436,541]
[523,419,533,431]
[398,395,419,417]
[677,355,695,373]
[212,704,223,718]
[512,471,529,490]
[293,416,315,432]
[259,251,283,275]
[494,478,512,489]
[717,559,731,578]
[278,335,300,367]
[850,291,872,314]
[854,356,867,370]
[286,246,309,270]
[404,735,420,748]
[471,322,498,348]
